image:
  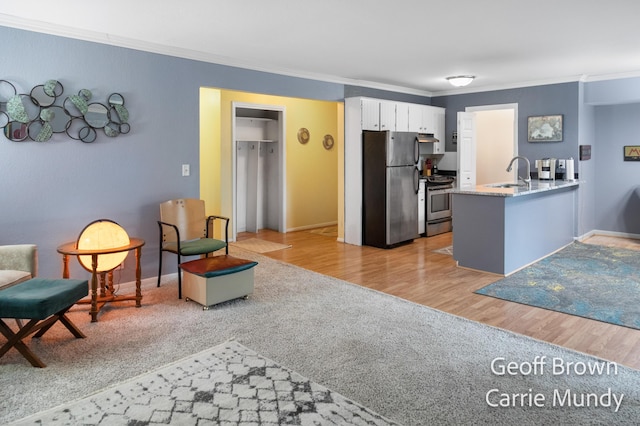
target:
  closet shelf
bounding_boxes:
[236,117,274,122]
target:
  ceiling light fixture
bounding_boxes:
[446,75,475,87]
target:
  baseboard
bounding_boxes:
[114,273,177,290]
[577,229,640,242]
[286,221,338,233]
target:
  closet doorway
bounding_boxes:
[232,103,286,240]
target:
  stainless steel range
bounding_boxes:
[425,175,454,236]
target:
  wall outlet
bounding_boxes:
[182,164,190,176]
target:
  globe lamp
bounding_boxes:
[77,219,130,272]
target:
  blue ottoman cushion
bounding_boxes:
[0,278,88,320]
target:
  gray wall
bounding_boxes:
[432,83,580,165]
[583,76,640,235]
[594,103,640,234]
[2,24,640,285]
[433,79,640,237]
[0,25,344,282]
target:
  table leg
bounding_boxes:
[135,246,142,307]
[99,272,106,297]
[90,254,99,322]
[108,270,114,296]
[62,254,69,279]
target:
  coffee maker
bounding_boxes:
[556,158,575,181]
[537,158,556,180]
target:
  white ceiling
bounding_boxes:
[2,0,640,96]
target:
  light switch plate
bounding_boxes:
[182,164,190,176]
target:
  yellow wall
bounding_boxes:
[200,88,343,239]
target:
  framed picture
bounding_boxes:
[623,146,640,161]
[527,115,563,142]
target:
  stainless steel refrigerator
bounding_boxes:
[362,130,420,248]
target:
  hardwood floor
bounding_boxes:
[237,229,640,370]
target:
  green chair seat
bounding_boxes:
[163,238,227,256]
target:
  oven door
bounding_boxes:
[427,186,452,221]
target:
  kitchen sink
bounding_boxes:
[485,182,527,188]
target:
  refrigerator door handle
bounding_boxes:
[414,137,419,164]
[414,167,420,194]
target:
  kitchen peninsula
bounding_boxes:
[452,180,579,275]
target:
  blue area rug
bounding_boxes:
[475,242,640,330]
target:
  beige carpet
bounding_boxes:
[2,246,639,425]
[230,238,291,253]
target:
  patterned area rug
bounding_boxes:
[307,226,338,238]
[12,340,398,425]
[475,242,640,330]
[230,238,291,254]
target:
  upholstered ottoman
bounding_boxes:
[0,277,88,367]
[180,256,257,310]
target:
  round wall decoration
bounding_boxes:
[323,134,334,150]
[297,127,310,144]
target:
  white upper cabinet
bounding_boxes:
[361,98,398,131]
[379,101,396,131]
[408,104,424,132]
[361,98,381,130]
[408,104,438,134]
[432,107,446,154]
[357,98,444,142]
[395,103,409,132]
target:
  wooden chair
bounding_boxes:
[157,199,229,299]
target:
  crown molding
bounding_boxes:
[3,14,638,100]
[0,14,433,98]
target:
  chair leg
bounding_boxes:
[177,253,182,300]
[157,248,163,288]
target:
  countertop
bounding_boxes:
[451,179,579,197]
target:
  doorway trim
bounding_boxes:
[231,102,287,241]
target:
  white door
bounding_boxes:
[457,112,476,190]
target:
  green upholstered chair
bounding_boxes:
[157,198,229,299]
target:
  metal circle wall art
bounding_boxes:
[297,127,310,144]
[0,79,130,143]
[322,134,334,150]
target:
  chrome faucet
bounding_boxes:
[506,156,531,186]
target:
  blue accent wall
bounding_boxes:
[432,83,580,162]
[594,102,640,234]
[0,25,344,281]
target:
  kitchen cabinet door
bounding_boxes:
[361,99,380,130]
[396,103,409,132]
[379,101,396,131]
[408,104,424,132]
[432,108,446,154]
[423,107,436,134]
